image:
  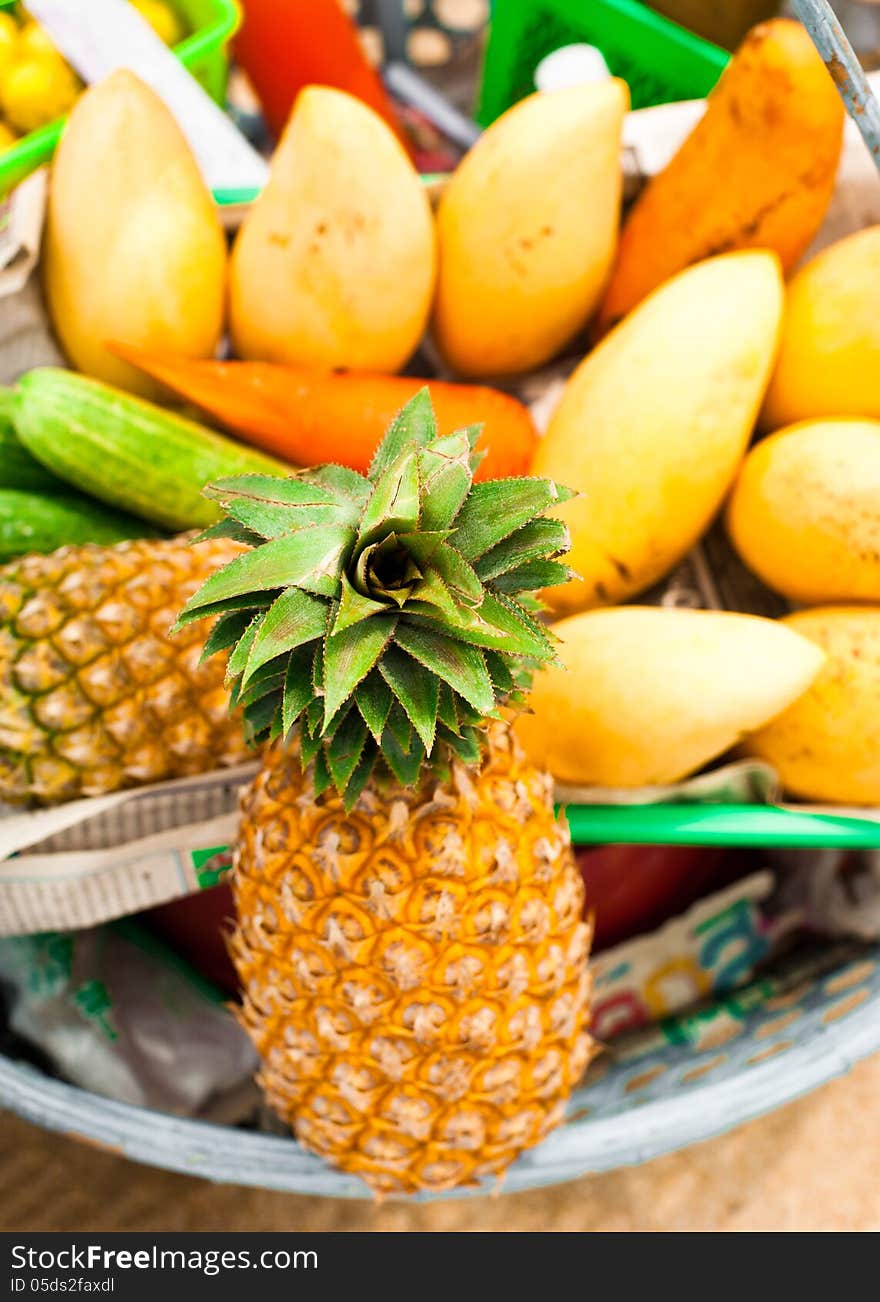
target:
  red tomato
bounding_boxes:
[144,884,239,995]
[576,844,729,951]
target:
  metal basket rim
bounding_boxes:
[2,976,879,1201]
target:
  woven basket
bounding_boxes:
[1,944,878,1198]
[3,96,880,1200]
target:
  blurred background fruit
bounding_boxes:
[144,885,239,995]
[576,843,730,949]
[0,52,79,133]
[0,12,17,78]
[0,1,187,146]
[130,0,186,46]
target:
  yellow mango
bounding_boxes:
[432,80,628,378]
[595,19,843,336]
[515,607,824,787]
[762,226,880,429]
[742,607,880,804]
[43,71,225,399]
[534,251,783,614]
[230,86,435,372]
[727,419,880,604]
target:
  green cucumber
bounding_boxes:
[0,388,64,492]
[0,489,153,562]
[12,368,288,532]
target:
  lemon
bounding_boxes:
[0,13,19,80]
[130,0,185,46]
[0,55,80,133]
[0,119,18,151]
[16,20,60,61]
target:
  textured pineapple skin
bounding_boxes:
[0,535,250,804]
[232,722,594,1196]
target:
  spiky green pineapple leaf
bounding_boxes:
[369,386,437,480]
[312,747,333,798]
[341,748,377,812]
[484,649,516,696]
[185,591,280,630]
[203,474,359,539]
[323,614,397,724]
[475,518,570,581]
[384,702,416,756]
[323,698,355,743]
[332,574,390,635]
[378,645,439,754]
[176,527,353,627]
[242,689,279,742]
[418,540,483,606]
[452,478,574,560]
[195,517,264,547]
[200,609,253,663]
[493,559,574,593]
[418,432,474,531]
[226,613,264,682]
[204,473,339,506]
[186,390,573,797]
[381,717,426,786]
[411,590,556,661]
[282,645,316,736]
[299,463,371,504]
[438,722,482,766]
[437,682,459,734]
[216,495,358,540]
[358,450,421,546]
[394,623,494,715]
[239,661,286,707]
[300,700,323,760]
[409,573,463,623]
[243,587,328,684]
[325,711,368,792]
[311,639,324,695]
[355,672,394,744]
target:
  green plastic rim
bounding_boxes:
[564,801,880,849]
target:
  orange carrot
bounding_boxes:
[111,345,539,481]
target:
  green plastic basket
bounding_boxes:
[0,0,240,197]
[477,0,730,125]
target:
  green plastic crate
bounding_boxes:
[477,0,730,125]
[0,0,240,197]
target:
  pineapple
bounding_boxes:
[0,535,250,804]
[178,393,594,1195]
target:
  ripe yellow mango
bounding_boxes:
[432,80,628,378]
[534,251,784,614]
[742,608,880,804]
[727,419,880,604]
[596,19,843,336]
[230,87,435,372]
[762,227,880,429]
[43,71,226,399]
[514,607,824,788]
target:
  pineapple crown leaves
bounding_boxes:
[175,389,575,808]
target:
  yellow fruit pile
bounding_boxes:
[0,1,184,147]
[503,21,880,810]
[26,14,880,813]
[519,217,880,808]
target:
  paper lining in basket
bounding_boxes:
[0,763,258,936]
